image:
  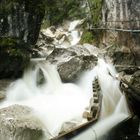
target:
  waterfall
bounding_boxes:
[68,19,83,46]
[74,58,130,140]
[1,61,90,139]
[0,58,130,140]
[0,20,130,140]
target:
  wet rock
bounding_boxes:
[58,56,84,82]
[0,80,13,100]
[46,46,97,82]
[32,32,55,58]
[106,45,140,66]
[0,105,45,140]
[115,65,140,74]
[102,117,140,140]
[130,70,140,90]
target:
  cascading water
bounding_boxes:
[0,57,131,140]
[0,17,131,140]
[68,20,83,46]
[73,58,130,140]
[0,61,90,139]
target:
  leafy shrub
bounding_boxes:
[80,30,94,44]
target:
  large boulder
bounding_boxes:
[46,45,98,82]
[0,105,45,140]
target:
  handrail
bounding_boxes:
[90,27,140,33]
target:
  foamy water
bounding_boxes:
[0,59,131,140]
[68,20,83,46]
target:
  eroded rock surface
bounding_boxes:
[0,105,45,140]
[46,46,98,82]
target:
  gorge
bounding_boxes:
[0,0,140,140]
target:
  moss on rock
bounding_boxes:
[0,37,30,78]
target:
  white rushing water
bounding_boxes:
[0,58,131,140]
[74,58,130,140]
[68,20,83,46]
[0,19,130,140]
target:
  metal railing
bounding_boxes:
[90,27,140,33]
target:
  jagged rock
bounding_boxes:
[115,65,140,74]
[46,46,97,82]
[130,70,140,90]
[0,105,45,140]
[57,56,84,82]
[33,30,55,58]
[106,45,140,66]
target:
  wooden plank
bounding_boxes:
[50,95,102,140]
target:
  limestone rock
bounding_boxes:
[0,105,45,140]
[46,46,97,82]
[102,0,140,29]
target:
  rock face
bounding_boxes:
[99,0,140,66]
[0,0,44,45]
[0,0,45,78]
[0,105,45,140]
[102,0,140,29]
[46,45,98,82]
[106,45,140,66]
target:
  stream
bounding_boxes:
[0,20,131,140]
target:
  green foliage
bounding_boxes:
[0,37,30,78]
[42,0,85,26]
[80,30,94,44]
[0,0,45,15]
[88,0,103,27]
[80,29,104,46]
[0,37,30,59]
[0,38,17,47]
